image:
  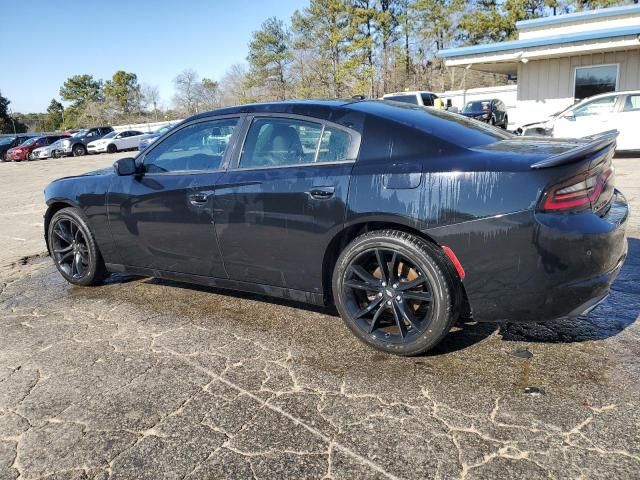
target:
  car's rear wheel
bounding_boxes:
[502,115,508,129]
[48,207,108,286]
[28,152,35,161]
[107,143,118,154]
[332,230,460,356]
[72,144,86,157]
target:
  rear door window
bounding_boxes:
[623,95,640,112]
[386,95,419,105]
[421,94,435,106]
[239,117,355,168]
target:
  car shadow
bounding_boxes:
[142,277,335,316]
[102,238,639,356]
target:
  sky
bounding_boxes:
[2,0,308,113]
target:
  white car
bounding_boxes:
[382,91,439,107]
[31,138,67,160]
[87,130,144,154]
[519,90,640,151]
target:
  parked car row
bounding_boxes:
[4,134,70,162]
[382,91,509,128]
[1,123,179,162]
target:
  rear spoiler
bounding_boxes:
[530,130,618,169]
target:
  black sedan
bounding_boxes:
[43,100,628,356]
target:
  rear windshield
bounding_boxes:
[370,101,511,148]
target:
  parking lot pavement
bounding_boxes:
[0,156,639,479]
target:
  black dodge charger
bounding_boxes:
[44,100,628,356]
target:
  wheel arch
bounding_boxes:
[44,201,79,254]
[322,220,439,302]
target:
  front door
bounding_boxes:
[213,115,360,293]
[554,95,619,139]
[107,117,241,277]
[613,93,640,151]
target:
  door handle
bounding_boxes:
[189,193,209,205]
[308,186,335,199]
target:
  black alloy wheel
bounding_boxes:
[333,230,460,356]
[107,143,117,154]
[48,208,107,286]
[72,144,86,157]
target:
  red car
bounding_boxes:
[5,135,69,162]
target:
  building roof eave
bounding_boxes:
[438,25,640,59]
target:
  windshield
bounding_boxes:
[102,131,117,139]
[20,138,38,147]
[551,102,578,117]
[72,129,89,137]
[0,137,15,146]
[462,101,491,113]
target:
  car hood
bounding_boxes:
[50,166,115,183]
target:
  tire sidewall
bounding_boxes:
[332,233,453,356]
[48,208,102,286]
[72,144,86,157]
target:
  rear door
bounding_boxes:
[213,114,361,292]
[613,93,640,150]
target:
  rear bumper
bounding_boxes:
[429,190,629,323]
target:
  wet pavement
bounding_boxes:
[0,154,639,479]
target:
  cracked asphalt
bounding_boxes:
[0,153,639,480]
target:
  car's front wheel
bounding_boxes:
[107,144,118,154]
[48,207,108,286]
[72,144,86,157]
[332,230,460,356]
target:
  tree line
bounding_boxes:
[1,0,629,133]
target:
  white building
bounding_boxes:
[438,4,640,127]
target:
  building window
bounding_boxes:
[574,64,618,101]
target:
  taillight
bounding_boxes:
[540,166,613,212]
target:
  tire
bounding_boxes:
[72,144,86,157]
[48,207,108,286]
[107,143,118,154]
[332,230,461,356]
[28,152,35,161]
[501,115,508,129]
[489,117,496,126]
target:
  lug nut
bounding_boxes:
[382,282,387,287]
[396,295,401,301]
[386,300,392,305]
[378,292,383,297]
[393,283,398,288]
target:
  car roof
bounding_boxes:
[383,91,436,97]
[189,99,360,122]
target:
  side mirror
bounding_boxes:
[564,111,576,120]
[114,157,138,176]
